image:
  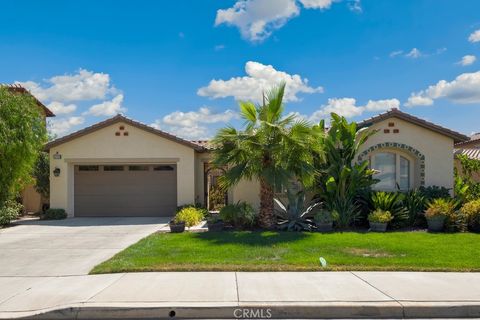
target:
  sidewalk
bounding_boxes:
[1,272,480,319]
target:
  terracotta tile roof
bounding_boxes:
[190,140,214,150]
[454,147,480,160]
[455,133,480,147]
[357,108,468,143]
[45,114,207,151]
[0,83,55,117]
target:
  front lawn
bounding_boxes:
[91,231,480,273]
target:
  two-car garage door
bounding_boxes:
[74,164,177,217]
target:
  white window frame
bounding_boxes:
[370,150,414,191]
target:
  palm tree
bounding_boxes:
[212,83,323,229]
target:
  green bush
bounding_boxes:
[0,200,24,226]
[220,201,256,228]
[43,208,67,220]
[368,209,393,223]
[173,207,204,228]
[425,198,454,219]
[403,189,426,226]
[460,199,480,232]
[369,192,408,228]
[419,186,451,200]
[314,209,337,224]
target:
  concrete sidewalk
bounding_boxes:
[1,272,480,319]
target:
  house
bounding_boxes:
[454,133,480,182]
[45,109,468,218]
[0,84,55,213]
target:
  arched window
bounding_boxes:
[371,152,412,191]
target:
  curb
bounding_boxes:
[2,301,480,319]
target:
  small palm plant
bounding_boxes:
[212,82,324,229]
[274,188,320,231]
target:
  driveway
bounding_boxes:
[0,217,169,276]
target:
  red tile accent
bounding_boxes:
[388,122,395,127]
[384,129,390,133]
[119,125,125,130]
[123,132,129,136]
[115,132,120,136]
[393,129,399,133]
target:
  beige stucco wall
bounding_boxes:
[359,117,455,190]
[21,184,42,213]
[231,179,261,211]
[49,121,196,217]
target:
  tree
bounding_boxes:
[0,87,47,206]
[33,152,50,205]
[314,113,377,228]
[212,83,323,228]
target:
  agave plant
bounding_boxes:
[274,188,320,231]
[369,191,408,228]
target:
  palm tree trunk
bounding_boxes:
[259,177,275,229]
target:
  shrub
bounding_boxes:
[403,189,426,226]
[220,201,257,229]
[173,207,204,228]
[419,186,451,200]
[369,192,408,228]
[368,209,393,223]
[43,208,67,220]
[425,198,455,219]
[314,209,337,224]
[460,199,480,232]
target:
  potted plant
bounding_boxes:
[424,198,453,232]
[169,206,205,233]
[314,209,336,232]
[368,209,393,232]
[207,214,224,232]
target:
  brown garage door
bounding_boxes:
[74,164,177,217]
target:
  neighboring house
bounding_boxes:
[45,109,468,218]
[454,133,480,182]
[0,84,55,213]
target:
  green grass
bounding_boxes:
[91,231,480,273]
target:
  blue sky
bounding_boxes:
[1,0,479,139]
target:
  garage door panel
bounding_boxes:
[74,164,177,217]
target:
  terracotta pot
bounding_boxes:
[369,221,388,232]
[169,221,185,233]
[426,215,445,232]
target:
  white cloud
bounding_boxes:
[198,61,322,103]
[405,48,422,59]
[309,97,398,122]
[457,55,476,66]
[405,71,480,107]
[85,94,126,116]
[215,0,300,42]
[468,29,480,43]
[389,50,403,58]
[46,101,76,115]
[17,69,115,102]
[364,98,400,111]
[215,0,339,42]
[299,0,333,9]
[48,116,85,136]
[151,107,238,140]
[347,0,362,13]
[214,44,225,51]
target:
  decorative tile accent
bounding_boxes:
[388,122,395,127]
[384,129,390,133]
[393,129,399,133]
[357,142,426,186]
[115,132,120,136]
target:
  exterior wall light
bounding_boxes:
[53,167,61,177]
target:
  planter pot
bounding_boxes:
[169,221,185,233]
[427,216,445,232]
[369,222,388,232]
[207,221,224,232]
[316,222,333,232]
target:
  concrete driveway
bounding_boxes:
[0,217,169,276]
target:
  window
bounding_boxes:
[153,165,174,171]
[78,165,99,171]
[103,165,124,171]
[128,165,149,171]
[371,152,412,191]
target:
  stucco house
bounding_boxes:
[44,108,468,218]
[454,133,480,182]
